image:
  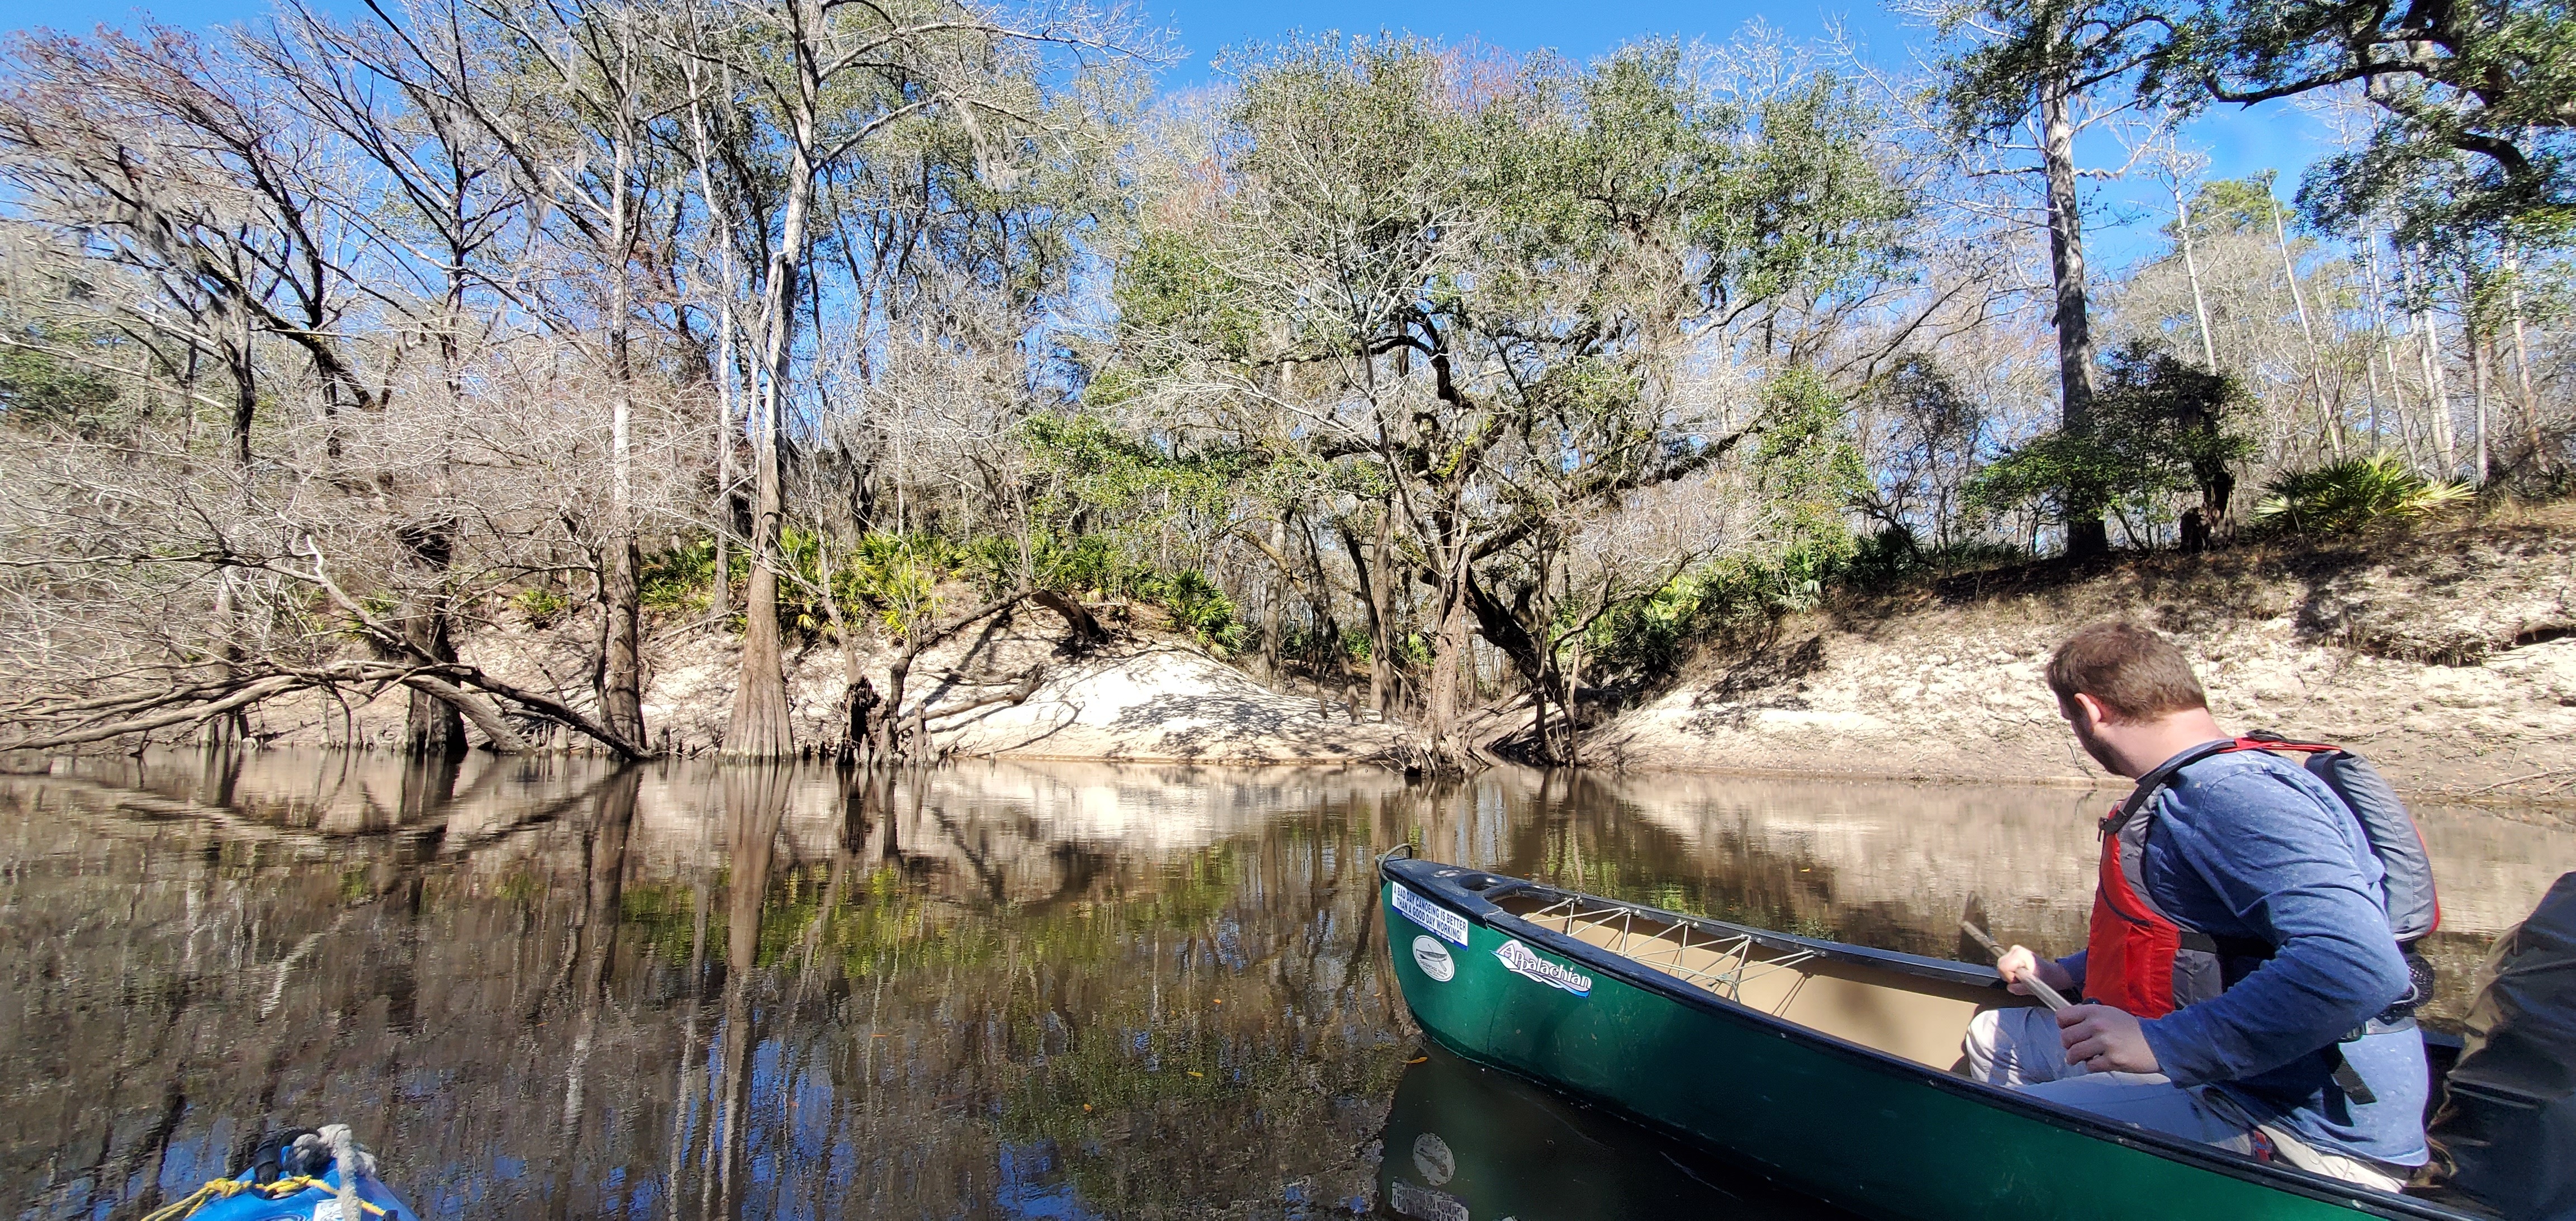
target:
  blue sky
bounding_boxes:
[21,0,2343,267]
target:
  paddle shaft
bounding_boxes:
[1960,921,2073,1012]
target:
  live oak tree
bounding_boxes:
[2145,0,2576,240]
[1097,39,1910,764]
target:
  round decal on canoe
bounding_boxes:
[1412,1131,1456,1185]
[1410,934,1456,981]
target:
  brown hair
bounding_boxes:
[2045,620,2208,721]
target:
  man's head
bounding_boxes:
[2045,621,2219,777]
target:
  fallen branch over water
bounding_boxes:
[0,657,640,758]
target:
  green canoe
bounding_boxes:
[1379,851,2480,1221]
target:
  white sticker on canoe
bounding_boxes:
[1495,938,1592,997]
[1391,882,1470,947]
[1389,1179,1470,1221]
[1410,935,1456,982]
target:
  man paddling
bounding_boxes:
[1967,620,2428,1190]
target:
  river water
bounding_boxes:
[3,751,2568,1220]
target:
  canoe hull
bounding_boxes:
[1380,858,2462,1221]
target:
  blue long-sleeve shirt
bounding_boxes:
[2056,745,2429,1167]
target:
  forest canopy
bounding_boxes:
[0,0,2566,765]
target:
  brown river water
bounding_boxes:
[2,751,2568,1220]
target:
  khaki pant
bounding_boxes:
[1963,1007,2409,1193]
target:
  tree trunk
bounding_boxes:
[2361,233,2416,465]
[599,18,647,752]
[2468,319,2493,485]
[873,593,1020,761]
[2174,182,2215,368]
[2413,245,2457,474]
[201,569,246,750]
[1371,508,1393,714]
[396,519,467,756]
[2039,73,2106,558]
[1528,668,1550,761]
[2503,244,2546,466]
[399,676,531,753]
[204,349,257,750]
[684,45,742,621]
[724,51,817,758]
[1339,509,1395,716]
[600,354,645,752]
[602,539,646,744]
[1560,640,1584,764]
[1030,589,1109,652]
[2268,183,2341,460]
[1424,537,1472,760]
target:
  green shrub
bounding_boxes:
[1141,567,1244,653]
[2248,455,2473,535]
[1968,343,2253,547]
[1843,525,1921,587]
[835,532,961,636]
[513,586,569,627]
[1275,621,1371,669]
[965,529,1249,652]
[1588,536,1858,676]
[640,538,720,612]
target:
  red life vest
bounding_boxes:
[2083,735,2441,1019]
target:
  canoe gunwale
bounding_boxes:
[1381,856,2477,1221]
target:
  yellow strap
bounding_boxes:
[139,1174,388,1221]
[138,1179,246,1221]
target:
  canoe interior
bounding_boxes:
[1498,889,2030,1072]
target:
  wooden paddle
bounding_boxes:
[1960,920,2072,1012]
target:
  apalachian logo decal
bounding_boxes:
[1410,935,1456,982]
[1494,938,1592,996]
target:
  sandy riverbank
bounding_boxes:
[1590,513,2576,803]
[205,512,2576,803]
[231,601,1407,765]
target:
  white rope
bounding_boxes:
[321,1124,359,1220]
[1521,895,1819,1004]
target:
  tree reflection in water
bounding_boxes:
[0,752,2564,1220]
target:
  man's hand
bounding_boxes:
[2058,1004,2160,1074]
[1996,944,2075,998]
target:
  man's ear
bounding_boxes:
[2071,692,2113,728]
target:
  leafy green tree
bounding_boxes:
[2146,0,2576,242]
[1098,37,1911,761]
[1971,340,2255,549]
[1750,367,1870,559]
